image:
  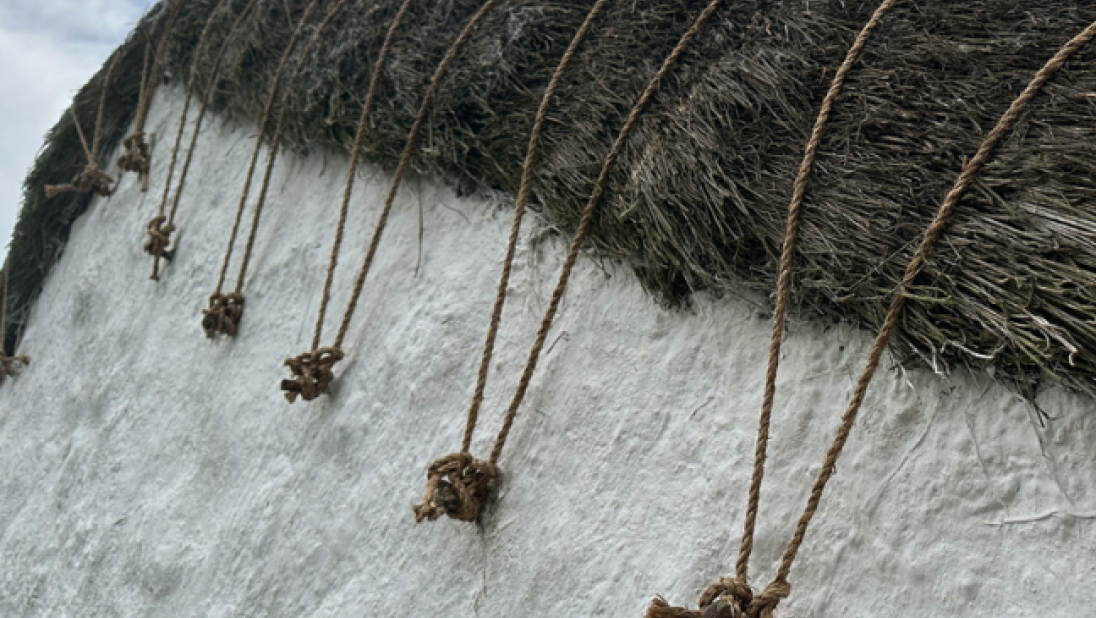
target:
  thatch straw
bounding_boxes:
[10,0,1096,397]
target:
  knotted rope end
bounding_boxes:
[280,347,344,403]
[413,453,500,523]
[647,577,785,618]
[202,293,245,338]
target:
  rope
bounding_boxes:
[488,0,725,467]
[159,0,263,281]
[459,0,613,455]
[415,0,721,525]
[120,0,190,192]
[149,0,233,281]
[736,0,897,585]
[0,262,30,386]
[648,12,1096,618]
[331,0,503,352]
[279,0,414,403]
[204,0,322,338]
[234,0,354,298]
[44,53,121,199]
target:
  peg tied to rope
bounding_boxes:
[44,164,114,199]
[413,452,500,523]
[280,346,344,402]
[646,578,790,618]
[0,353,29,385]
[202,292,244,338]
[118,132,152,191]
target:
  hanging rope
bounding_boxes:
[281,0,502,396]
[44,52,121,199]
[147,0,233,281]
[412,0,612,523]
[119,0,190,192]
[202,0,323,339]
[415,0,724,524]
[229,0,355,328]
[156,0,263,282]
[0,261,29,386]
[280,0,414,403]
[647,13,1096,618]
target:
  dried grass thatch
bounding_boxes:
[8,0,1096,397]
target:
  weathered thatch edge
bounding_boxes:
[7,0,1096,403]
[2,6,175,357]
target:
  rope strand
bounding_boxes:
[771,18,1096,588]
[332,0,504,350]
[459,0,613,455]
[234,0,354,296]
[151,0,233,280]
[489,0,726,466]
[310,0,415,351]
[735,0,898,585]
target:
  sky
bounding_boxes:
[0,0,148,264]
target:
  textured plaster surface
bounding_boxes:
[1,89,1094,618]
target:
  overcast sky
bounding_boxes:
[0,0,148,264]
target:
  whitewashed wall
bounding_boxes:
[1,89,1094,618]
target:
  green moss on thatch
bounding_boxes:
[8,0,1096,397]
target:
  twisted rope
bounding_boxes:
[149,0,233,281]
[649,12,1096,618]
[280,0,414,403]
[458,0,613,455]
[45,53,120,199]
[205,0,322,337]
[331,0,503,352]
[158,0,263,280]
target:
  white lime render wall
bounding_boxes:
[1,89,1094,618]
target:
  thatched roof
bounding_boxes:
[8,0,1096,396]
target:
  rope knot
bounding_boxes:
[144,215,176,263]
[413,453,500,523]
[645,578,786,618]
[118,132,151,190]
[44,164,115,199]
[0,353,29,385]
[202,292,245,338]
[280,347,344,402]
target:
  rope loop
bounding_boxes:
[118,132,152,191]
[202,292,245,338]
[280,346,344,402]
[44,164,115,199]
[646,578,788,618]
[413,452,500,523]
[144,214,176,265]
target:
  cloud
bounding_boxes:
[0,0,146,264]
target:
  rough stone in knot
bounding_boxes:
[413,452,500,523]
[0,354,29,386]
[202,293,245,338]
[118,133,151,190]
[43,164,114,199]
[280,347,344,403]
[144,215,176,262]
[645,578,789,618]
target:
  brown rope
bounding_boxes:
[648,13,1096,618]
[331,0,503,352]
[735,0,897,586]
[412,453,500,523]
[488,0,726,468]
[120,0,190,192]
[415,0,720,526]
[149,0,233,281]
[158,0,262,282]
[1,262,29,386]
[204,0,322,338]
[234,0,353,298]
[279,0,414,403]
[44,53,121,199]
[458,0,613,455]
